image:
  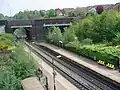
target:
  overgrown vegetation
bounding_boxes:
[47,11,120,69]
[0,34,37,90]
[0,34,14,46]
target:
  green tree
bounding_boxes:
[0,13,4,20]
[40,10,45,17]
[63,27,77,44]
[72,11,120,43]
[48,9,56,18]
[11,46,37,79]
[112,33,120,45]
[68,11,75,17]
[51,27,63,44]
[0,69,21,90]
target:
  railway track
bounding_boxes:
[37,45,120,90]
[25,42,120,90]
[25,42,90,90]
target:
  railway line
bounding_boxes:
[25,41,120,90]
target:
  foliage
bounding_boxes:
[71,11,120,43]
[73,18,93,41]
[82,38,93,44]
[0,44,9,52]
[11,46,37,79]
[0,69,21,90]
[47,9,56,18]
[0,34,14,46]
[87,8,96,16]
[65,39,80,53]
[68,11,75,17]
[0,13,4,20]
[13,10,45,20]
[63,27,77,44]
[72,7,87,18]
[112,33,120,45]
[48,27,63,44]
[78,44,120,68]
[46,11,120,69]
[0,45,37,90]
[65,43,120,68]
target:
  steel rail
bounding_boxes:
[24,42,89,90]
[36,44,120,90]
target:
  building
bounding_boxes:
[112,3,120,12]
[55,8,65,16]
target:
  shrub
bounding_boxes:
[78,45,119,68]
[76,18,93,41]
[11,46,37,79]
[63,27,77,44]
[50,27,63,44]
[65,39,80,53]
[0,34,14,46]
[0,45,37,90]
[70,11,120,43]
[0,69,21,90]
[64,43,119,68]
[0,44,9,52]
[112,33,120,45]
[82,38,93,44]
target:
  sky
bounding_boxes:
[0,0,119,16]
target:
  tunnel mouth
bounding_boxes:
[25,28,32,41]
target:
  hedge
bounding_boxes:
[65,44,119,69]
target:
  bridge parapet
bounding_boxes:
[8,20,32,26]
[43,18,73,24]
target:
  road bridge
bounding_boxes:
[2,18,73,40]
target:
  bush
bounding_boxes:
[48,27,63,44]
[0,44,8,52]
[46,11,120,69]
[63,27,77,44]
[112,33,120,45]
[64,43,119,68]
[11,46,37,79]
[0,69,21,90]
[65,40,80,53]
[78,45,119,68]
[82,38,93,44]
[0,34,14,46]
[71,11,120,43]
[0,46,37,90]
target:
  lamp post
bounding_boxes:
[52,55,61,90]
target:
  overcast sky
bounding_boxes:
[0,0,119,16]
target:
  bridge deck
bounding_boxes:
[37,42,120,84]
